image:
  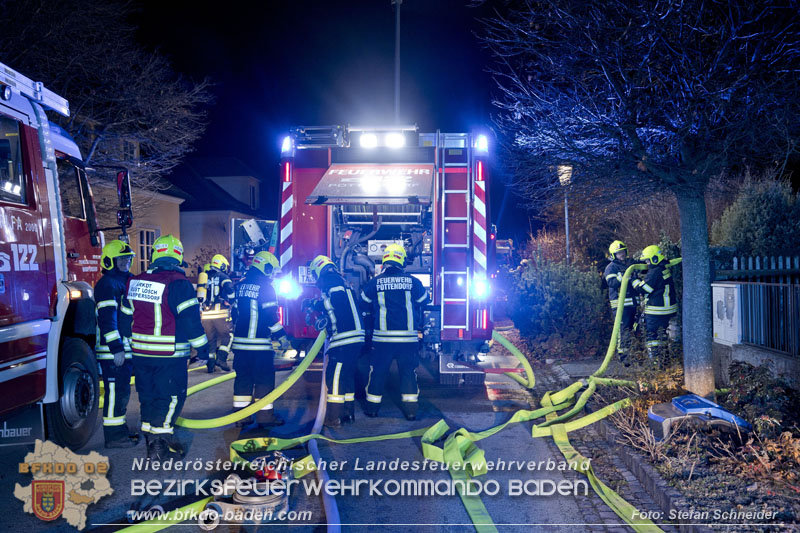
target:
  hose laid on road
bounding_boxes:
[308,346,342,533]
[121,259,685,532]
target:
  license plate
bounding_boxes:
[298,266,315,285]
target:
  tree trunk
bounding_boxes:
[675,188,715,396]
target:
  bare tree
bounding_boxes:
[478,0,800,395]
[0,0,212,195]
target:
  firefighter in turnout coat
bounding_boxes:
[309,255,365,428]
[603,240,639,364]
[124,235,209,460]
[360,243,429,420]
[198,254,235,373]
[632,245,680,359]
[94,240,138,448]
[232,251,291,428]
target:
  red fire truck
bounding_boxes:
[0,62,132,449]
[275,125,495,383]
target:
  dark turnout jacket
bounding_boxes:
[360,264,430,344]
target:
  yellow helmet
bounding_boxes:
[101,239,135,270]
[310,255,334,278]
[151,234,184,263]
[252,251,280,276]
[640,245,665,265]
[382,243,406,266]
[211,254,229,271]
[608,240,627,257]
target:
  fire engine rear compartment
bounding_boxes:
[279,130,493,380]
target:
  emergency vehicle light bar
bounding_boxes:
[0,61,70,117]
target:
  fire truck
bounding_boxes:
[0,62,133,449]
[274,125,495,383]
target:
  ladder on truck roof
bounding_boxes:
[440,132,471,333]
[0,62,70,117]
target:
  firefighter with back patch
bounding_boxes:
[603,240,639,365]
[231,251,291,428]
[123,235,209,460]
[198,254,235,373]
[360,243,429,420]
[308,255,365,428]
[95,240,139,448]
[632,244,680,360]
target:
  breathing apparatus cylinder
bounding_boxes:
[197,270,209,304]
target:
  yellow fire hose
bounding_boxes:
[119,258,682,532]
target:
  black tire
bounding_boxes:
[44,337,99,450]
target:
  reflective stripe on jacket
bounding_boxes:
[360,265,429,343]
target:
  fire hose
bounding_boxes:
[119,259,681,532]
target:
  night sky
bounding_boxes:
[133,1,528,236]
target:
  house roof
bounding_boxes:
[164,156,261,215]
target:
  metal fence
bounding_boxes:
[739,281,800,357]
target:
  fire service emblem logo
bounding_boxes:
[32,480,65,521]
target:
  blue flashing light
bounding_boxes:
[275,276,302,300]
[476,134,489,153]
[281,136,292,154]
[473,278,490,299]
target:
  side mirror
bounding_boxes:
[117,209,133,229]
[117,170,132,209]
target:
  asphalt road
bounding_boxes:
[0,346,631,532]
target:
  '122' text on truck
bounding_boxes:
[0,62,133,449]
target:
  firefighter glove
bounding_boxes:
[112,351,126,367]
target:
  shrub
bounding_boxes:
[507,251,611,358]
[711,176,800,256]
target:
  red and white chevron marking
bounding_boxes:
[280,181,293,268]
[473,179,487,277]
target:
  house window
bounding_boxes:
[138,229,157,273]
[249,185,258,210]
[0,116,27,205]
[122,139,139,166]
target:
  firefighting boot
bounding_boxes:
[214,358,230,372]
[342,401,355,424]
[149,437,183,461]
[363,402,379,418]
[255,409,285,429]
[402,404,418,421]
[207,357,216,373]
[324,403,343,429]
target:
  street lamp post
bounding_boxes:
[557,165,573,265]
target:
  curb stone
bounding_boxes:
[551,363,714,533]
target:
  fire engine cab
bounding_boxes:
[276,125,495,383]
[0,62,132,449]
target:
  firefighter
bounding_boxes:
[360,243,429,420]
[231,251,291,428]
[198,254,235,373]
[124,235,209,460]
[632,245,680,360]
[309,255,365,428]
[95,240,139,448]
[603,240,638,365]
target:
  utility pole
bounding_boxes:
[392,0,402,123]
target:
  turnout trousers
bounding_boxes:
[99,359,133,442]
[232,349,276,423]
[202,317,233,363]
[644,312,679,357]
[325,342,362,420]
[365,341,420,417]
[611,305,637,358]
[133,356,187,436]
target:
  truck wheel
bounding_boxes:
[45,337,99,450]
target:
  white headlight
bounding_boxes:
[281,136,292,154]
[385,132,406,148]
[476,134,489,152]
[360,133,378,148]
